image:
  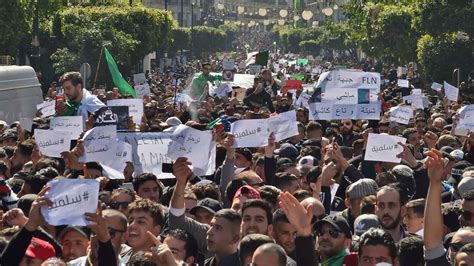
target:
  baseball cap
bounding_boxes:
[189,197,222,215]
[274,143,299,162]
[458,177,474,198]
[298,156,318,168]
[447,161,471,185]
[233,185,261,203]
[17,194,38,217]
[25,237,55,261]
[450,150,464,161]
[58,226,91,241]
[353,214,380,237]
[346,179,378,200]
[314,214,352,238]
[235,148,253,162]
[0,129,18,142]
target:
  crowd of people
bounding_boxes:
[0,44,473,266]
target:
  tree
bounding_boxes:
[171,27,191,53]
[191,26,227,54]
[417,32,472,83]
[299,40,321,55]
[0,1,28,56]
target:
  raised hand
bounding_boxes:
[264,133,276,158]
[24,187,53,232]
[172,157,192,186]
[3,208,28,227]
[321,162,337,186]
[85,205,110,243]
[423,131,438,150]
[424,149,445,183]
[279,192,313,236]
[396,142,417,168]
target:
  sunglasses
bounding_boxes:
[108,227,126,238]
[110,201,130,210]
[449,242,467,252]
[316,228,341,238]
[458,209,472,221]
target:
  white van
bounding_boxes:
[0,66,43,124]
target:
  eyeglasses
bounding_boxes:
[108,227,126,238]
[316,228,341,238]
[458,209,472,221]
[449,242,467,252]
[109,201,130,210]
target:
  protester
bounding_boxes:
[0,45,473,266]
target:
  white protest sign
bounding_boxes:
[444,81,459,102]
[107,99,144,125]
[267,110,299,141]
[273,63,280,72]
[79,125,116,163]
[397,79,409,88]
[105,141,133,172]
[117,132,174,178]
[133,73,147,85]
[101,163,125,180]
[249,65,262,75]
[431,82,442,92]
[231,119,269,148]
[35,129,71,158]
[42,179,99,226]
[223,59,235,70]
[317,70,381,89]
[50,116,84,140]
[294,91,311,108]
[389,106,413,125]
[397,66,407,77]
[456,105,474,132]
[135,84,151,98]
[167,125,213,174]
[308,103,333,120]
[36,101,55,117]
[357,104,381,120]
[364,133,406,163]
[403,94,424,110]
[214,83,233,99]
[20,117,33,131]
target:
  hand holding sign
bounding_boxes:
[364,133,406,163]
[24,187,53,232]
[85,206,111,243]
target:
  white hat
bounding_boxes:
[450,149,464,161]
[165,117,182,127]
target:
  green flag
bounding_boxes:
[255,51,269,66]
[291,72,305,81]
[103,47,137,98]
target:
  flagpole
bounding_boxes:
[93,46,104,90]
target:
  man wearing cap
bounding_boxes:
[342,178,378,232]
[19,237,56,266]
[353,214,380,237]
[58,226,91,262]
[231,185,261,213]
[314,214,353,265]
[0,129,18,147]
[189,197,222,225]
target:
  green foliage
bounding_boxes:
[191,26,227,54]
[50,5,173,84]
[416,32,472,83]
[413,0,474,37]
[0,1,28,56]
[171,27,191,52]
[299,40,321,55]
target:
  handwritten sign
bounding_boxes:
[36,101,55,117]
[317,70,381,90]
[135,84,151,98]
[93,106,129,131]
[101,163,125,180]
[397,79,409,88]
[231,119,269,148]
[79,125,117,163]
[133,73,147,85]
[107,99,144,125]
[105,141,133,173]
[431,82,442,92]
[364,133,406,163]
[444,81,459,102]
[223,59,235,70]
[294,91,311,108]
[50,116,83,140]
[35,129,71,158]
[20,117,33,132]
[117,132,174,179]
[389,106,413,125]
[42,179,99,226]
[267,110,299,141]
[308,103,380,120]
[167,125,213,174]
[456,105,474,132]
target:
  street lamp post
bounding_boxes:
[165,0,168,10]
[191,0,195,58]
[180,0,184,27]
[31,0,41,72]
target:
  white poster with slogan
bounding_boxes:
[431,82,442,92]
[104,141,133,173]
[397,79,409,88]
[311,70,381,120]
[444,81,459,102]
[42,179,99,226]
[117,132,174,178]
[50,116,84,140]
[107,99,144,124]
[79,125,117,163]
[19,117,33,132]
[456,105,474,132]
[167,124,213,175]
[294,91,311,109]
[35,129,71,158]
[36,101,55,118]
[135,84,151,98]
[231,119,269,148]
[389,106,413,125]
[364,133,406,163]
[267,110,299,142]
[133,73,147,85]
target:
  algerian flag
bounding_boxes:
[103,47,137,98]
